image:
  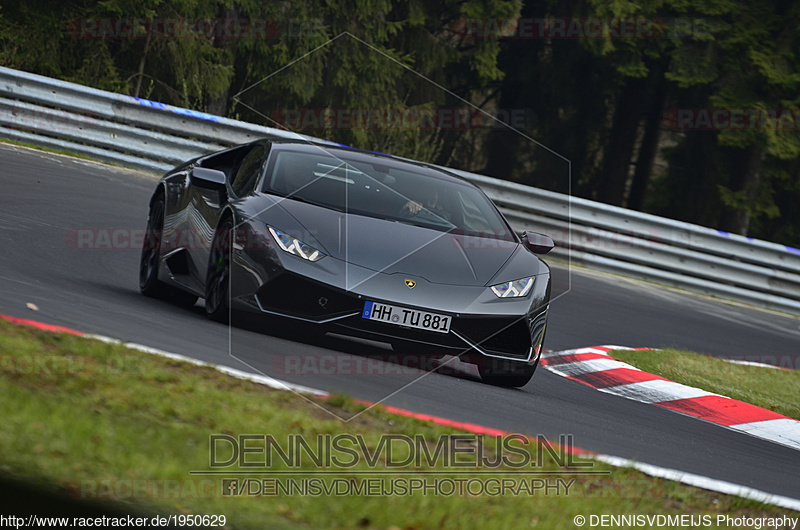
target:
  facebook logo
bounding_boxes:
[221,479,239,496]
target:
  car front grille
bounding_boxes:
[333,312,536,360]
[255,274,544,361]
[255,274,362,320]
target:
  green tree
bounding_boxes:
[663,0,800,236]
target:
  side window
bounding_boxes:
[231,144,266,197]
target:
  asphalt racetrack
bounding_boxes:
[1,143,799,500]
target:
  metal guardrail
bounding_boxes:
[0,67,324,172]
[2,65,800,316]
[458,173,800,314]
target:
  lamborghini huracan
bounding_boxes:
[139,139,553,387]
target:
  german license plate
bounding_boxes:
[362,301,451,334]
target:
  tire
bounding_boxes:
[139,196,198,307]
[478,357,538,388]
[205,216,233,323]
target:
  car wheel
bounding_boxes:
[139,195,198,307]
[205,217,233,323]
[478,357,538,388]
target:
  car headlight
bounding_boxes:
[490,277,534,298]
[268,226,325,262]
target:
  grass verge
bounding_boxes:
[0,319,796,528]
[611,348,800,420]
[0,138,158,175]
[0,138,104,164]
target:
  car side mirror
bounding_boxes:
[190,167,227,189]
[521,231,554,254]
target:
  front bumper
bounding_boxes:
[246,271,549,364]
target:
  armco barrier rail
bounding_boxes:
[2,65,800,316]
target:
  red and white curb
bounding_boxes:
[541,346,800,452]
[2,314,800,511]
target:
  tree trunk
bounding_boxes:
[207,85,231,117]
[133,31,153,98]
[206,5,237,116]
[718,145,766,235]
[628,70,667,211]
[596,77,648,206]
[483,95,521,181]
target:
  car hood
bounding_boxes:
[268,197,524,286]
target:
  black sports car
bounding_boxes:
[139,139,553,387]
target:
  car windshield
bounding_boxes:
[262,147,515,241]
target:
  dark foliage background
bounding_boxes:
[2,0,799,246]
